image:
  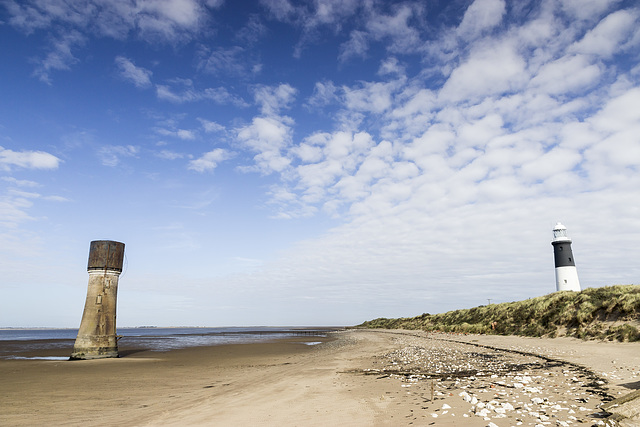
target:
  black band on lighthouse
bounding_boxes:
[552,241,575,267]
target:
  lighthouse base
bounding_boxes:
[555,266,581,292]
[70,347,118,360]
[70,334,119,359]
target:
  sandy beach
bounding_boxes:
[1,329,638,426]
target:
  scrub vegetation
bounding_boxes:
[358,285,640,342]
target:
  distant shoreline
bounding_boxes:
[0,326,344,332]
[0,326,344,359]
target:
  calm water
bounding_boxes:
[0,327,339,360]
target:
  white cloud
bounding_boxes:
[456,0,506,41]
[43,195,70,202]
[217,87,246,105]
[157,80,248,106]
[188,148,233,172]
[378,57,405,76]
[311,0,361,25]
[336,141,393,196]
[529,54,602,95]
[5,0,209,81]
[589,87,640,133]
[338,3,423,62]
[254,84,297,116]
[261,0,361,28]
[156,128,196,140]
[560,122,600,151]
[291,143,323,163]
[156,150,186,160]
[339,30,369,62]
[4,0,80,34]
[385,88,436,139]
[236,116,293,174]
[198,46,257,77]
[520,146,582,182]
[236,14,267,45]
[205,0,224,8]
[0,192,35,229]
[260,0,296,21]
[364,4,423,54]
[343,80,403,114]
[585,132,640,173]
[515,10,558,49]
[98,145,139,167]
[135,0,206,40]
[248,1,640,240]
[0,185,66,230]
[198,118,226,133]
[457,114,504,148]
[584,87,640,175]
[156,83,197,102]
[277,130,376,214]
[402,124,455,168]
[560,0,624,21]
[1,177,40,187]
[569,9,639,58]
[8,189,41,199]
[306,81,339,109]
[0,147,60,170]
[6,0,206,37]
[177,129,196,140]
[32,30,86,84]
[115,56,152,88]
[439,41,527,104]
[143,0,202,27]
[260,0,362,57]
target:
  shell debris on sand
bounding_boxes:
[359,333,616,426]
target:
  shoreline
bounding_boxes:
[1,330,638,426]
[0,326,342,360]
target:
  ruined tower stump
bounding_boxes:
[70,240,125,360]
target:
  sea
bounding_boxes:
[0,327,340,360]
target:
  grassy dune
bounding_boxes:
[358,285,640,342]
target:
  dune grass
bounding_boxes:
[357,285,640,342]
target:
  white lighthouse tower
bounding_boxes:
[551,222,581,292]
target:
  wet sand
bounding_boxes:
[1,330,638,426]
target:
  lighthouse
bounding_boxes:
[71,240,125,360]
[551,223,581,292]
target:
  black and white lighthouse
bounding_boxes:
[551,222,581,292]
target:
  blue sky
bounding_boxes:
[1,0,639,327]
